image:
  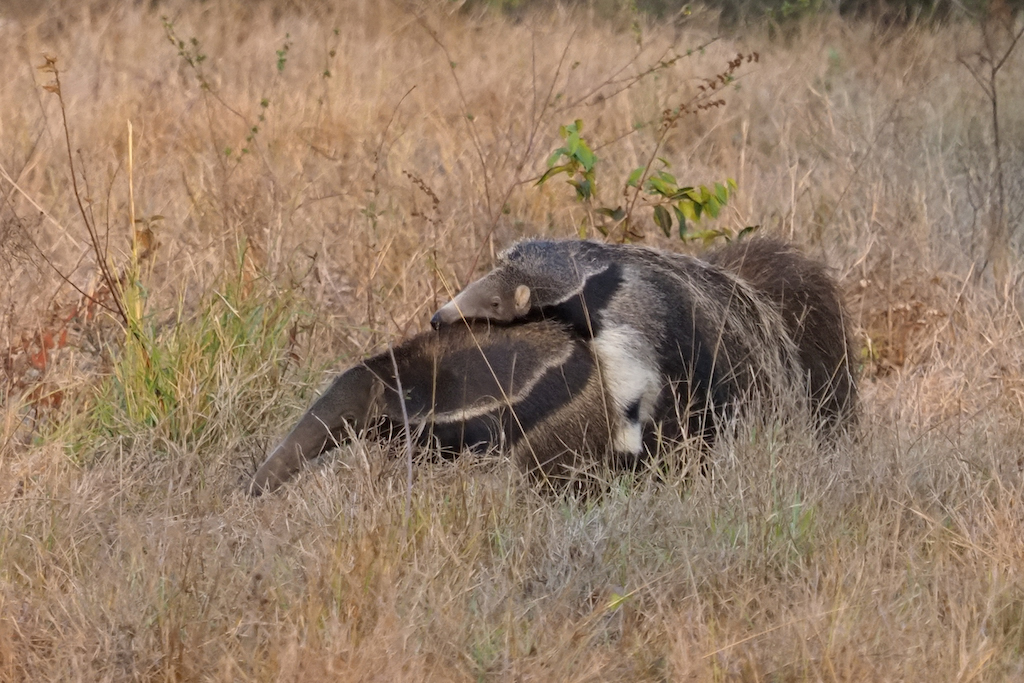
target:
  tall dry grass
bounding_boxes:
[1,0,1024,680]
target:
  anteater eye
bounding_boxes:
[490,297,501,310]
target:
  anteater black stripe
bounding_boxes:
[417,339,593,455]
[502,339,594,446]
[541,262,623,338]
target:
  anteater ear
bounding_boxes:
[514,285,531,314]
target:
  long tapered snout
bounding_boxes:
[430,283,484,329]
[249,366,377,495]
[430,301,459,329]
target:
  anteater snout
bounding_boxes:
[431,301,462,329]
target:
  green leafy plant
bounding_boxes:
[626,158,748,242]
[276,34,292,73]
[84,248,304,455]
[538,120,598,202]
[537,53,760,244]
[538,124,749,243]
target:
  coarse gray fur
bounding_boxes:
[250,320,613,495]
[431,238,807,460]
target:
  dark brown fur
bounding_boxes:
[250,320,612,495]
[705,237,858,435]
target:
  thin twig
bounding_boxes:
[0,161,120,316]
[558,38,719,112]
[372,86,417,187]
[43,60,128,326]
[457,28,577,290]
[388,344,414,539]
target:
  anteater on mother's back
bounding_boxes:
[431,236,857,459]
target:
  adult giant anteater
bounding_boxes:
[255,238,857,495]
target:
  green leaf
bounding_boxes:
[607,592,629,611]
[706,196,721,219]
[568,178,592,200]
[564,121,583,156]
[673,205,687,238]
[565,132,580,156]
[546,148,567,167]
[657,170,677,186]
[690,228,727,245]
[647,176,673,197]
[626,167,644,188]
[715,182,729,204]
[679,200,697,223]
[727,177,738,191]
[537,163,573,185]
[738,225,760,240]
[576,143,597,172]
[668,186,693,201]
[653,205,672,237]
[596,206,626,221]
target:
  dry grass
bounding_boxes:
[2,0,1024,680]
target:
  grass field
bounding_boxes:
[2,0,1024,679]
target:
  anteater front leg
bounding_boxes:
[591,326,661,458]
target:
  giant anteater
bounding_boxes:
[255,238,856,495]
